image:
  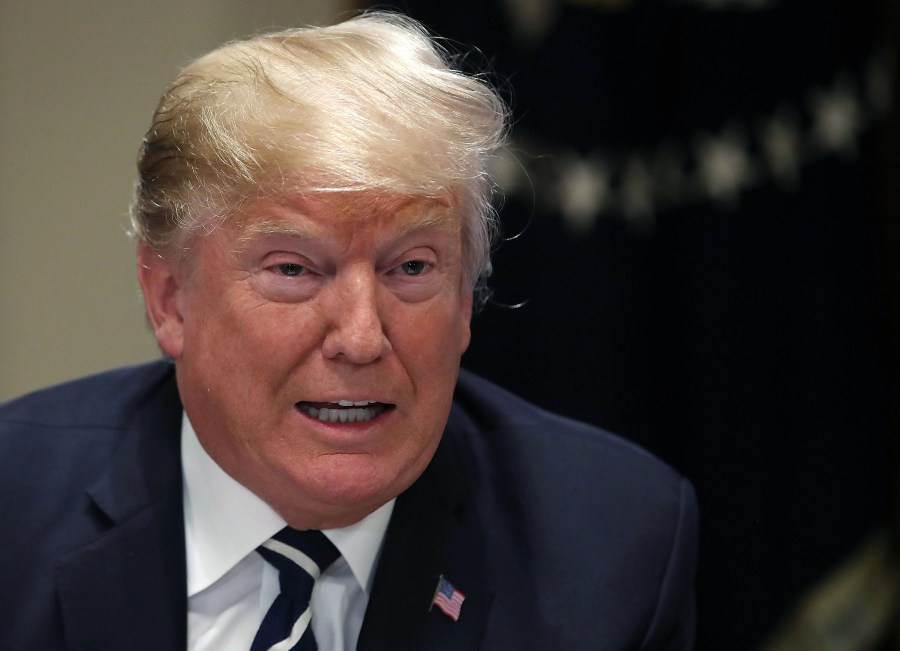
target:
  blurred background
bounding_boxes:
[2,0,899,649]
[0,0,348,399]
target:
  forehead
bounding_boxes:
[232,192,461,242]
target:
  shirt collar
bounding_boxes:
[181,412,394,597]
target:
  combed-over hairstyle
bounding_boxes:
[130,11,508,294]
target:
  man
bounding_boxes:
[0,12,697,651]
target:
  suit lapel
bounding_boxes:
[52,365,493,651]
[358,416,494,651]
[56,370,188,651]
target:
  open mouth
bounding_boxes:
[295,400,393,424]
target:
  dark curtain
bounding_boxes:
[363,1,900,648]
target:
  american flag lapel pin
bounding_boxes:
[430,574,465,621]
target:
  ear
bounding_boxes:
[136,243,185,359]
[458,290,473,355]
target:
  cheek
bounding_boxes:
[389,301,467,430]
[392,298,468,366]
[185,284,307,353]
[178,302,284,416]
[393,286,472,346]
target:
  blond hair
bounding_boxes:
[130,12,508,294]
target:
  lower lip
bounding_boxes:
[292,407,397,451]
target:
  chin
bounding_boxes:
[287,456,410,515]
[326,461,406,502]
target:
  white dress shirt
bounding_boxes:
[181,414,394,651]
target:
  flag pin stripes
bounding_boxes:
[431,575,465,621]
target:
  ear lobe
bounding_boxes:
[459,291,473,355]
[136,243,185,359]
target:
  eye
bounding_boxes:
[399,260,430,276]
[275,263,306,277]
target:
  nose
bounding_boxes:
[321,270,391,364]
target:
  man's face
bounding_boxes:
[140,192,473,529]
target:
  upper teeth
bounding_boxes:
[298,401,386,424]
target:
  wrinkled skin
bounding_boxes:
[138,192,473,529]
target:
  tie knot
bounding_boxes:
[252,528,339,651]
[257,528,340,599]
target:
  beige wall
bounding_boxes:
[0,0,349,400]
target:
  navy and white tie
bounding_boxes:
[251,527,341,651]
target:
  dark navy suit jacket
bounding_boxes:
[0,362,697,650]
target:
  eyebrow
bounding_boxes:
[238,205,460,243]
[238,219,322,241]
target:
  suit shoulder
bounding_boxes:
[0,360,182,534]
[0,361,175,431]
[448,370,698,647]
[452,368,683,487]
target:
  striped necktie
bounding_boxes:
[251,527,340,651]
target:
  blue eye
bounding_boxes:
[276,263,305,277]
[400,260,428,276]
